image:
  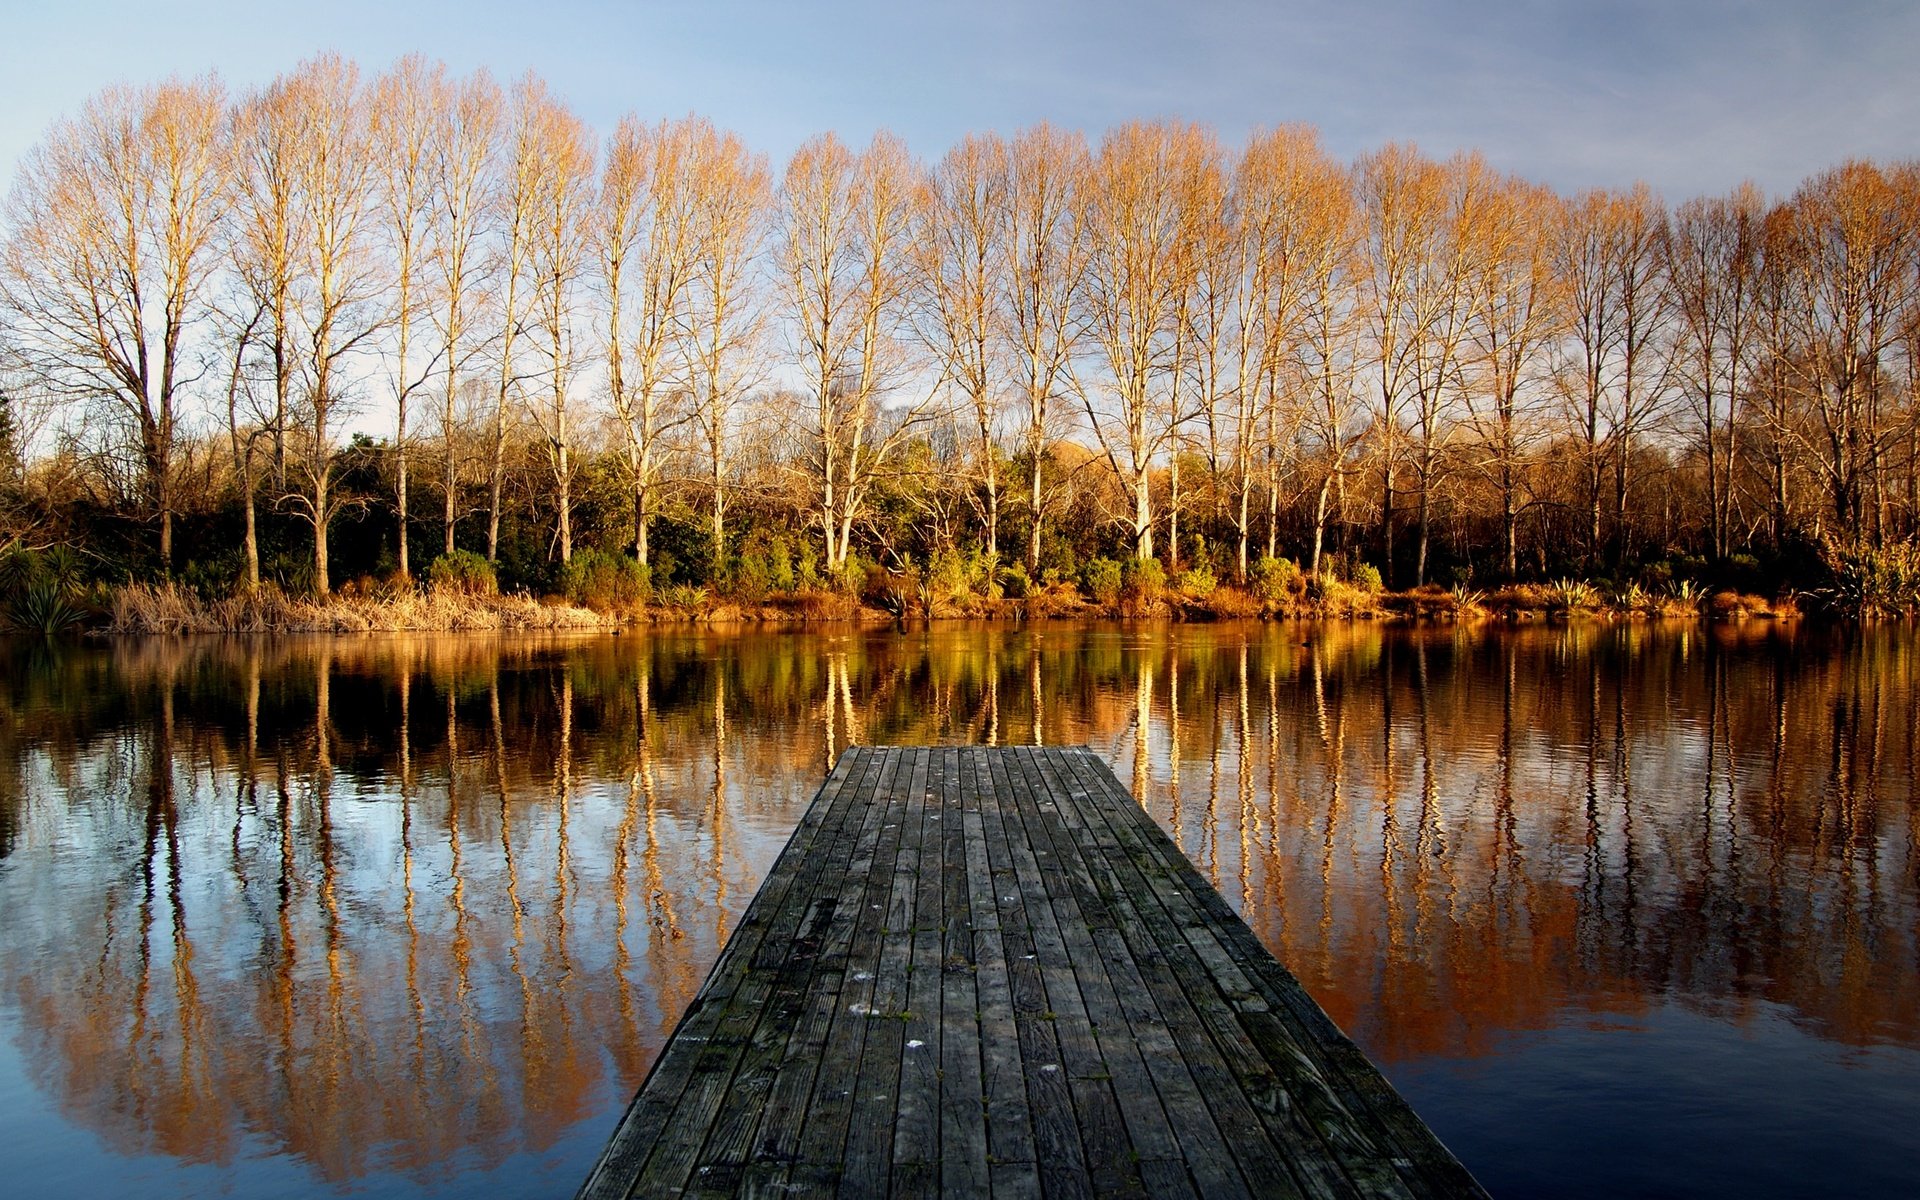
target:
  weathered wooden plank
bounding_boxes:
[738,748,892,1197]
[579,745,1487,1200]
[1008,747,1252,1200]
[643,747,896,1198]
[578,749,867,1200]
[1000,746,1200,1198]
[893,748,947,1177]
[975,748,1094,1200]
[1056,746,1476,1199]
[1003,748,1185,1165]
[1048,745,1386,1200]
[934,747,991,1200]
[703,748,891,1198]
[960,745,1036,1172]
[784,746,916,1197]
[840,746,930,1194]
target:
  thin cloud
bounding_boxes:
[1,0,1915,202]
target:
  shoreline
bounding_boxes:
[86,579,1802,636]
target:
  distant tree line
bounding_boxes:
[3,54,1918,602]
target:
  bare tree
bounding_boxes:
[1665,184,1764,560]
[426,69,500,558]
[1751,206,1803,549]
[484,74,554,563]
[1074,120,1211,561]
[1550,186,1674,566]
[212,276,267,590]
[1355,143,1457,585]
[282,54,384,596]
[780,131,930,574]
[1209,127,1333,579]
[916,132,1009,565]
[1461,174,1560,577]
[1779,162,1917,539]
[0,77,227,571]
[229,77,309,583]
[522,94,593,565]
[1000,123,1088,575]
[1282,139,1368,578]
[1175,134,1234,574]
[678,124,771,566]
[1604,185,1676,563]
[1405,153,1488,585]
[370,55,443,580]
[598,115,700,566]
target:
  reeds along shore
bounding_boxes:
[106,582,612,634]
[93,575,1796,635]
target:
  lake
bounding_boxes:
[0,621,1915,1197]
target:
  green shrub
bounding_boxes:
[835,553,871,595]
[1081,557,1123,605]
[1549,577,1600,610]
[794,540,822,590]
[4,579,90,634]
[1349,562,1383,593]
[1814,537,1920,617]
[1122,556,1166,604]
[0,546,85,597]
[1251,555,1301,605]
[731,534,796,600]
[425,550,497,596]
[930,546,970,598]
[563,549,650,610]
[659,583,710,610]
[1174,563,1216,599]
[999,561,1031,600]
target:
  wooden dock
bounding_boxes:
[578,746,1486,1199]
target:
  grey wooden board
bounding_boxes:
[577,746,1488,1200]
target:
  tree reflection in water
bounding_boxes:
[0,623,1914,1196]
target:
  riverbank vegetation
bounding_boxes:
[1,56,1917,630]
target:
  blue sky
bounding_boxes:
[3,0,1916,201]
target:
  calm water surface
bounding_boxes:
[0,622,1915,1198]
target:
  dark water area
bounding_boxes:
[0,622,1915,1198]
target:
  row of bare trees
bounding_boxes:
[5,55,1920,595]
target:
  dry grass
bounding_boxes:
[1197,585,1263,619]
[1376,584,1463,619]
[1705,590,1797,620]
[110,583,612,634]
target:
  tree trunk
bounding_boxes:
[557,444,572,564]
[1502,459,1517,579]
[984,471,999,566]
[711,442,726,570]
[1613,437,1630,567]
[313,467,331,598]
[1133,473,1154,561]
[395,288,412,580]
[486,409,505,563]
[1380,459,1395,587]
[1415,456,1431,587]
[634,475,649,565]
[1266,430,1279,561]
[243,480,259,591]
[443,334,460,558]
[1027,444,1044,575]
[1236,466,1252,583]
[1168,455,1181,572]
[397,443,409,579]
[1311,472,1335,579]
